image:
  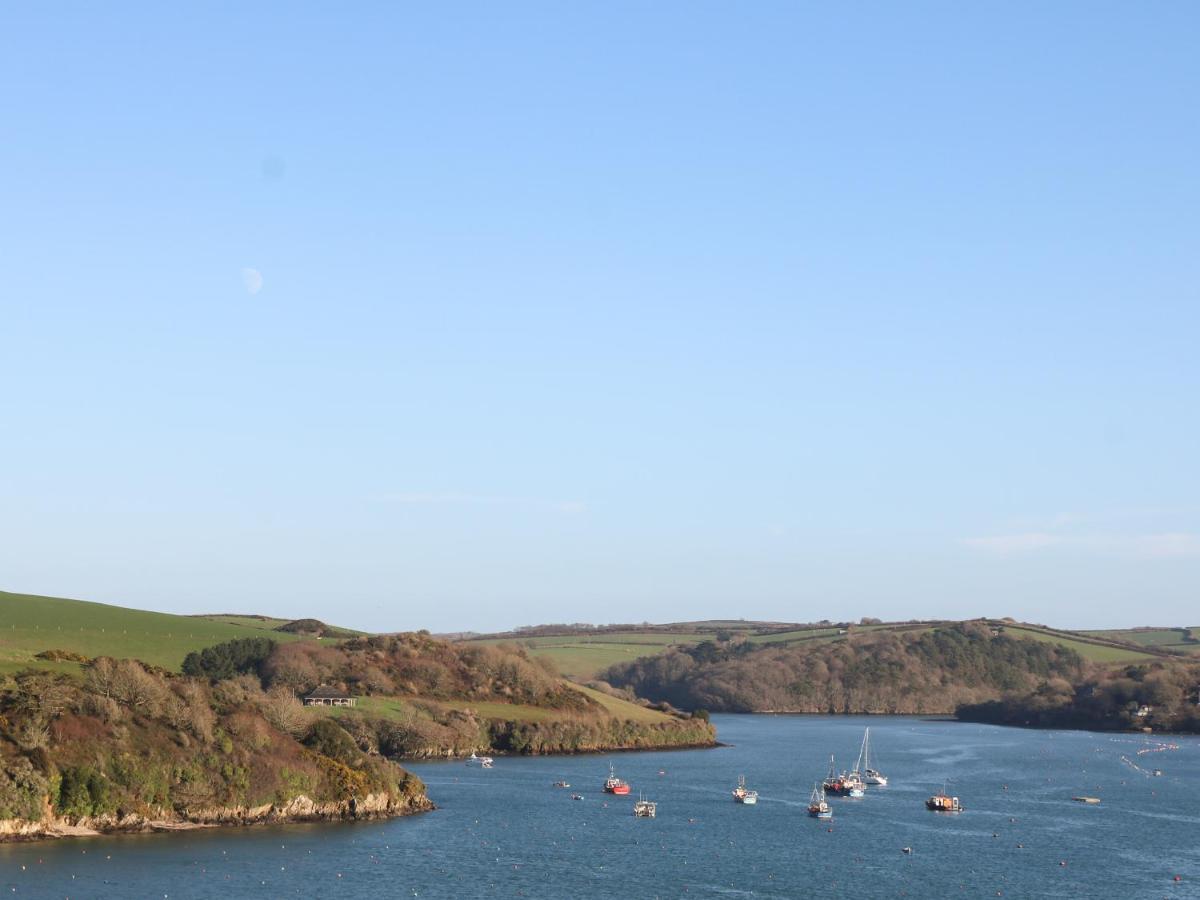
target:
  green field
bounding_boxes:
[468,633,710,679]
[0,590,318,673]
[194,614,294,631]
[1083,627,1200,655]
[314,695,568,724]
[997,624,1157,662]
[312,685,671,725]
[746,627,845,645]
[572,684,673,723]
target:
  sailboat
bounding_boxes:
[731,774,758,805]
[842,744,867,798]
[808,782,832,819]
[859,727,888,786]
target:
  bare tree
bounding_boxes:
[85,657,118,698]
[261,686,311,737]
[109,660,167,714]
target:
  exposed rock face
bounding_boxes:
[0,791,433,843]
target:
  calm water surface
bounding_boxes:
[2,716,1198,899]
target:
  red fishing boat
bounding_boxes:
[603,762,631,795]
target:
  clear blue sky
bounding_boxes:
[2,3,1197,632]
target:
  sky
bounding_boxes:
[1,2,1197,633]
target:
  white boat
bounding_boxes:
[466,752,494,768]
[731,774,758,804]
[859,727,888,786]
[633,792,657,817]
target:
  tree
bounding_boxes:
[182,638,275,681]
[261,686,310,737]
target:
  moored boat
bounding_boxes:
[823,754,863,796]
[808,783,832,819]
[732,774,758,804]
[926,783,962,812]
[604,762,631,795]
[822,755,845,795]
[633,793,657,817]
[466,752,494,768]
[860,727,888,785]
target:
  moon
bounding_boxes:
[241,267,263,295]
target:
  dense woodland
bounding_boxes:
[957,661,1200,733]
[601,623,1087,714]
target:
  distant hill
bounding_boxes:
[601,622,1091,714]
[461,617,1168,680]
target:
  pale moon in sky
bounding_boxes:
[241,267,263,295]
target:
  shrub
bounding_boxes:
[56,765,113,819]
[303,719,361,767]
[182,638,276,681]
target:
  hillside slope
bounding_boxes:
[601,622,1088,714]
[0,590,332,673]
[0,661,431,841]
[1,590,716,762]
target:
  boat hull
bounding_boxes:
[926,797,962,812]
[606,785,631,795]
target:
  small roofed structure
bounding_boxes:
[303,685,357,707]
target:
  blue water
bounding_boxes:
[3,716,1199,898]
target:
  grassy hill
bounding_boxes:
[0,590,334,674]
[311,683,673,728]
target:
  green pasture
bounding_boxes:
[0,589,311,672]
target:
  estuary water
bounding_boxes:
[2,715,1198,899]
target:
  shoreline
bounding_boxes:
[0,740,723,845]
[398,738,724,763]
[0,791,435,845]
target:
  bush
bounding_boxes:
[304,719,362,767]
[182,638,276,681]
[56,765,113,819]
[0,757,48,821]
